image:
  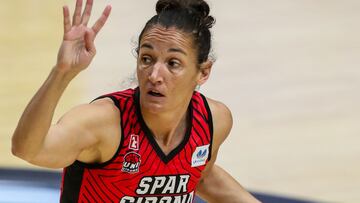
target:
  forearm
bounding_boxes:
[197,165,261,203]
[12,66,75,160]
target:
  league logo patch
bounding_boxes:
[191,144,210,167]
[129,134,139,151]
[122,152,141,173]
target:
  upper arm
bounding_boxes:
[208,98,233,150]
[200,98,233,178]
[29,98,120,168]
[197,99,260,202]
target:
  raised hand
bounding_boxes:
[56,0,111,76]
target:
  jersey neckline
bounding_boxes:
[133,88,193,164]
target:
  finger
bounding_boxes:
[84,30,96,55]
[72,0,83,26]
[81,0,93,26]
[92,5,112,36]
[63,6,71,33]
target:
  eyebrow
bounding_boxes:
[140,43,187,56]
[140,43,153,50]
[168,48,187,56]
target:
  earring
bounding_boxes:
[195,84,201,91]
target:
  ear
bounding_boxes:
[197,60,213,85]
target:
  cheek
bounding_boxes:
[172,73,198,90]
[136,66,146,85]
[136,63,147,77]
[182,67,200,82]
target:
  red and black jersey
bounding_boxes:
[60,88,213,203]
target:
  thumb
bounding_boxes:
[84,30,96,55]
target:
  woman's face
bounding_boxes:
[137,26,204,114]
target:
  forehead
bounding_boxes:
[140,26,195,51]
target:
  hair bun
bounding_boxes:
[156,0,181,14]
[189,0,215,29]
[190,0,210,19]
[156,0,214,28]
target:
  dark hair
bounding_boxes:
[137,0,215,64]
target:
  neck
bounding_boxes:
[141,102,190,147]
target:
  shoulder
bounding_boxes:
[56,97,120,144]
[57,97,121,164]
[90,97,120,115]
[196,96,233,176]
[203,96,233,147]
[59,97,119,126]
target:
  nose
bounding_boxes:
[148,62,164,84]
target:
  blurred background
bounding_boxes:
[1,0,359,202]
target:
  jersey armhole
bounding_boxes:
[72,95,125,169]
[199,94,214,162]
[90,95,120,108]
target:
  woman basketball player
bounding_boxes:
[12,0,260,202]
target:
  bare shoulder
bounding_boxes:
[58,97,119,128]
[25,97,121,168]
[196,97,233,177]
[67,97,118,117]
[204,97,233,146]
[56,97,121,163]
[88,97,121,139]
[58,97,121,148]
[206,97,232,121]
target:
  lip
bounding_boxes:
[146,87,166,98]
[141,87,165,103]
[144,94,166,105]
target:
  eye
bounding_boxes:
[168,59,181,69]
[141,55,152,65]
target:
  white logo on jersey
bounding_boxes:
[120,175,194,203]
[191,145,209,167]
[129,134,139,151]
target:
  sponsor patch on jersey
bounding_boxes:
[191,144,209,167]
[120,175,193,203]
[129,134,139,150]
[122,152,141,173]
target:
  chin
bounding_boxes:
[139,90,169,114]
[142,102,167,114]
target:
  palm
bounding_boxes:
[56,0,111,73]
[58,26,94,71]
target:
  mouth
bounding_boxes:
[148,90,165,97]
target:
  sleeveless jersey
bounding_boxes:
[60,88,213,203]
